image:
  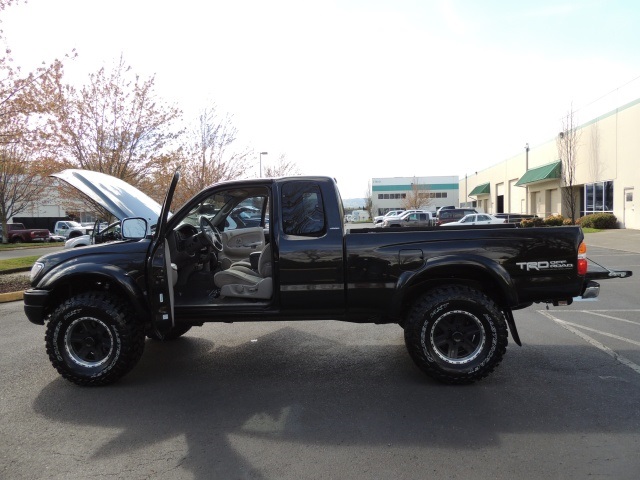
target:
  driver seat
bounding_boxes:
[213,243,272,299]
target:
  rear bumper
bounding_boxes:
[580,280,600,300]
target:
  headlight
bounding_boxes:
[30,262,45,282]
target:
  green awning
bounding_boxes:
[515,161,561,186]
[468,182,490,196]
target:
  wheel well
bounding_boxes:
[400,265,510,320]
[68,231,82,238]
[45,274,147,324]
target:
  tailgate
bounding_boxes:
[585,267,633,280]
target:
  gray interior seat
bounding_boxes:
[214,244,272,299]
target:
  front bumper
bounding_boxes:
[23,289,51,325]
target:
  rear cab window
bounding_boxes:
[281,181,326,237]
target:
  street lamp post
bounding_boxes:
[524,143,529,214]
[259,151,268,177]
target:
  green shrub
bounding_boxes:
[544,214,565,226]
[577,213,618,229]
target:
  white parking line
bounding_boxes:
[547,309,640,313]
[550,310,640,326]
[539,310,640,376]
[557,320,640,347]
[584,311,640,326]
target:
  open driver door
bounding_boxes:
[146,171,180,339]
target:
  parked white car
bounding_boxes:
[440,213,506,226]
[64,222,122,249]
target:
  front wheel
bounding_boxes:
[45,291,145,386]
[403,285,508,384]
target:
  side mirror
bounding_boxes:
[121,218,148,240]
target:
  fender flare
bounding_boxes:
[390,254,519,318]
[38,262,149,320]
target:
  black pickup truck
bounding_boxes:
[23,170,631,386]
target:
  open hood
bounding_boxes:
[51,169,163,222]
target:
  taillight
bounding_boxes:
[577,241,588,275]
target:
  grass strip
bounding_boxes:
[0,256,40,272]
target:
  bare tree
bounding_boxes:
[170,106,253,207]
[557,107,581,222]
[263,154,300,177]
[0,143,47,242]
[402,179,432,210]
[42,55,182,187]
[0,1,76,241]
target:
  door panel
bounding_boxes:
[146,171,179,338]
[219,227,265,269]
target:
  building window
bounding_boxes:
[378,194,383,199]
[584,181,613,214]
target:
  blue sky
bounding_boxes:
[4,0,640,198]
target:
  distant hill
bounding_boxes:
[342,198,366,209]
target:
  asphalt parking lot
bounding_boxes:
[1,230,639,479]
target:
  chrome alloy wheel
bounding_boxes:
[64,317,114,368]
[429,310,486,365]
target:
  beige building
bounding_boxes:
[460,97,640,229]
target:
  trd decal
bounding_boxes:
[515,260,574,271]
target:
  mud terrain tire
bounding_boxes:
[45,291,145,386]
[404,285,508,384]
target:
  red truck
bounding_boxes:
[0,223,50,243]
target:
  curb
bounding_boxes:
[0,291,24,303]
[0,268,30,303]
[0,267,31,274]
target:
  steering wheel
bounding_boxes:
[199,216,223,251]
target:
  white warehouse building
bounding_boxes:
[460,96,640,229]
[371,176,460,216]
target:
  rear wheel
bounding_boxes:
[404,285,508,384]
[45,291,145,386]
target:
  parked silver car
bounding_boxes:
[381,210,433,228]
[373,209,405,226]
